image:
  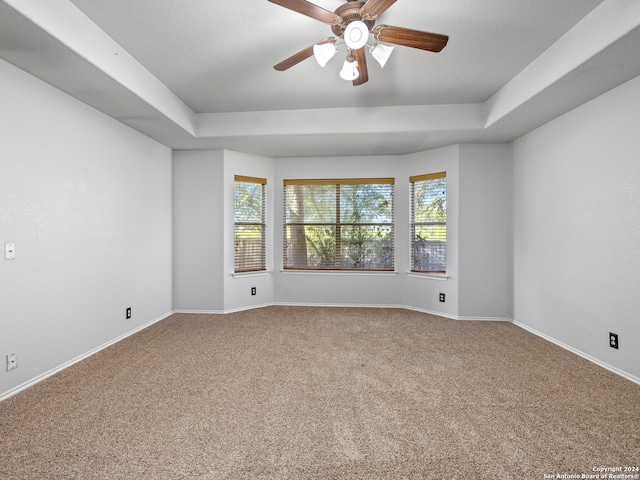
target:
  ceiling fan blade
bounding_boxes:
[273,38,336,71]
[359,0,397,20]
[372,25,448,52]
[352,48,368,86]
[268,0,343,25]
[274,45,314,71]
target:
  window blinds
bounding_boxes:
[410,172,446,273]
[234,176,266,272]
[283,178,394,271]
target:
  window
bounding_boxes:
[284,178,394,271]
[410,172,446,273]
[234,175,266,273]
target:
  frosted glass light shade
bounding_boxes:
[344,21,369,50]
[339,58,359,81]
[370,43,394,68]
[313,42,337,67]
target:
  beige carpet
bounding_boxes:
[1,306,638,479]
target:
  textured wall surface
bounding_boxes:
[513,75,640,380]
[0,59,173,398]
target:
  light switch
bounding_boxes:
[5,243,15,259]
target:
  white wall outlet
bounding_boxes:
[5,243,16,260]
[6,353,17,371]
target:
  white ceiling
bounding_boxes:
[1,0,640,157]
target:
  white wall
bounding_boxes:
[194,146,512,319]
[513,74,640,381]
[273,155,404,307]
[172,149,275,313]
[458,144,513,319]
[222,150,275,311]
[404,146,461,317]
[172,150,225,311]
[0,59,173,399]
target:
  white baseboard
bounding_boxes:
[176,303,405,314]
[272,302,403,310]
[402,305,511,322]
[273,303,489,322]
[512,320,640,387]
[176,303,512,322]
[402,304,458,319]
[172,309,227,315]
[173,303,272,315]
[456,315,513,322]
[0,311,174,403]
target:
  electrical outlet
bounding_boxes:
[609,332,619,349]
[126,307,132,319]
[439,293,445,303]
[251,287,257,296]
[4,243,15,260]
[6,353,17,371]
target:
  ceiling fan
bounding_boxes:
[268,0,449,86]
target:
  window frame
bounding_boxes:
[283,178,395,272]
[234,175,267,273]
[410,172,447,274]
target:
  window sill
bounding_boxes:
[281,270,398,277]
[406,272,449,281]
[232,270,271,278]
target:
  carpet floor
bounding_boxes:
[1,306,638,479]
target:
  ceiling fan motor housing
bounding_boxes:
[331,1,375,37]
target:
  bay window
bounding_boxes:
[284,178,394,271]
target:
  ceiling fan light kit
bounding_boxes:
[313,42,337,67]
[369,42,394,68]
[339,56,360,81]
[268,0,448,86]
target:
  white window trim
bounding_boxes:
[232,270,272,278]
[406,271,449,281]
